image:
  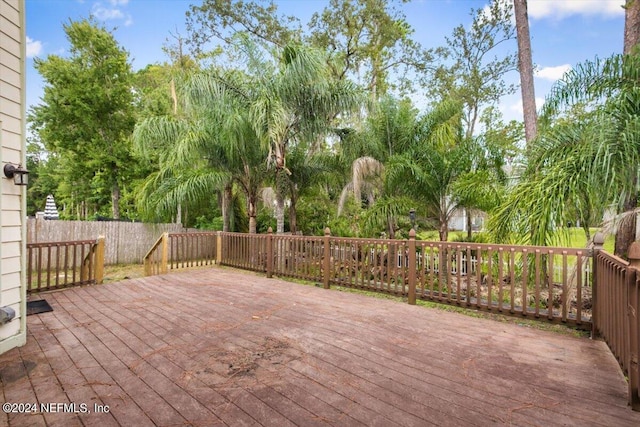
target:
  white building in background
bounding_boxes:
[0,0,27,354]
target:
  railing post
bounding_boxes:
[591,232,605,338]
[95,236,105,284]
[161,232,169,275]
[323,227,331,289]
[408,229,417,305]
[216,231,222,265]
[627,242,640,410]
[266,227,274,278]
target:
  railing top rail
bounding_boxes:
[169,232,219,237]
[416,240,589,255]
[596,249,629,268]
[143,233,166,260]
[27,239,98,248]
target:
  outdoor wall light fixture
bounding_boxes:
[3,163,29,186]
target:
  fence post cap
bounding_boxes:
[267,226,273,234]
[593,232,605,248]
[324,227,331,236]
[409,228,416,239]
[628,241,640,261]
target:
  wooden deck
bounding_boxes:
[2,266,640,427]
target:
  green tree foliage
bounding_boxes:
[430,0,517,139]
[385,101,471,241]
[307,0,431,97]
[185,0,430,99]
[244,42,361,233]
[491,54,640,255]
[30,18,136,219]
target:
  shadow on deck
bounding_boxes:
[1,266,639,426]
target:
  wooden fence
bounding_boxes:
[27,218,193,265]
[593,243,640,411]
[27,237,105,294]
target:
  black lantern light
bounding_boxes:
[3,163,29,186]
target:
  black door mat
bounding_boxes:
[27,299,53,316]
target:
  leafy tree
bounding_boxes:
[185,0,301,52]
[30,18,136,219]
[338,95,417,215]
[307,0,431,98]
[134,67,270,233]
[185,0,430,99]
[430,0,517,140]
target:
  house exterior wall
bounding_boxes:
[0,0,26,353]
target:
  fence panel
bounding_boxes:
[271,234,324,282]
[28,218,188,264]
[27,238,104,293]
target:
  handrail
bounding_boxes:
[143,232,169,276]
[593,248,640,410]
[143,232,218,275]
[27,237,105,293]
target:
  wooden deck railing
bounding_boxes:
[27,237,105,294]
[143,232,218,275]
[214,229,594,328]
[593,243,640,411]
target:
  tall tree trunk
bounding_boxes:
[624,0,640,54]
[289,191,298,235]
[514,0,538,146]
[112,181,120,219]
[387,215,395,240]
[466,209,473,241]
[222,183,232,232]
[248,196,257,234]
[276,193,285,234]
[275,169,287,234]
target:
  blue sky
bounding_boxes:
[25,0,626,124]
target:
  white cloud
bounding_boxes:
[535,64,571,81]
[26,36,43,58]
[92,5,124,20]
[92,2,132,26]
[527,0,624,20]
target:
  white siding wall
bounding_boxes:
[0,0,26,353]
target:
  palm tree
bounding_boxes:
[337,96,417,237]
[247,43,361,233]
[134,68,270,233]
[384,101,470,241]
[490,53,640,256]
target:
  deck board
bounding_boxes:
[1,266,640,426]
